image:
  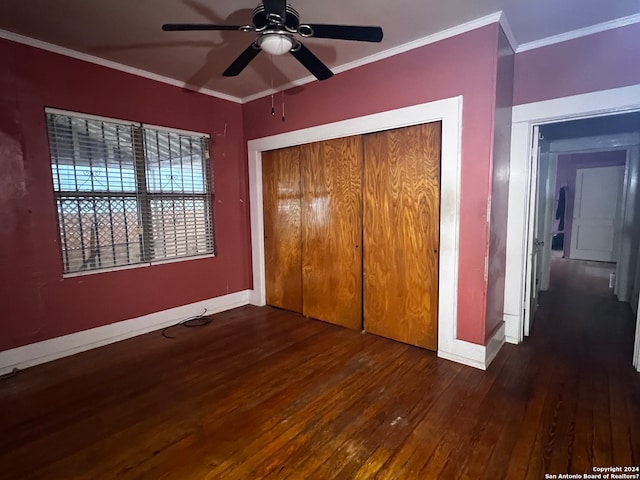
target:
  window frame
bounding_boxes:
[45,107,216,277]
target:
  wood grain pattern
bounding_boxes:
[1,258,638,479]
[300,137,363,330]
[262,147,303,312]
[363,122,441,350]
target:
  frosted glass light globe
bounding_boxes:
[259,34,293,55]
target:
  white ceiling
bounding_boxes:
[1,0,639,102]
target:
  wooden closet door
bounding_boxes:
[262,147,303,312]
[363,122,441,351]
[300,137,363,330]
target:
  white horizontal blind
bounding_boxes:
[143,128,213,261]
[46,110,214,274]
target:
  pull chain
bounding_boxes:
[281,90,285,122]
[270,80,275,116]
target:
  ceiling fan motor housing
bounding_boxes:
[252,5,300,32]
[163,2,383,80]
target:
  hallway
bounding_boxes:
[524,255,639,473]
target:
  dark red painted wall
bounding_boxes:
[0,38,252,351]
[513,22,640,105]
[485,27,515,342]
[243,25,501,345]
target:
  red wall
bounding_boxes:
[485,27,514,341]
[0,39,252,352]
[244,25,501,345]
[513,22,640,105]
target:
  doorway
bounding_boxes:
[512,104,640,371]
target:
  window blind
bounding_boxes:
[46,109,214,274]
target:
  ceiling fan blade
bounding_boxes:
[304,24,383,42]
[223,43,262,76]
[162,24,248,32]
[290,43,333,81]
[263,0,287,23]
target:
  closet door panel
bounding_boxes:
[363,122,441,350]
[301,137,363,329]
[262,147,303,312]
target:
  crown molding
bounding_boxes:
[498,12,518,52]
[1,11,510,106]
[0,29,243,104]
[11,9,637,104]
[517,12,640,53]
[241,12,504,103]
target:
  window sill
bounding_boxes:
[62,253,216,279]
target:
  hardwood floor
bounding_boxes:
[0,257,639,479]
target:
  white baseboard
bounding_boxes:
[485,323,506,366]
[0,290,252,376]
[248,289,265,306]
[438,347,487,370]
[438,322,505,370]
[504,313,522,344]
[1,289,509,375]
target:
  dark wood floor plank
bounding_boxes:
[300,351,436,479]
[0,256,639,479]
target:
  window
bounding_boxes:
[45,109,214,274]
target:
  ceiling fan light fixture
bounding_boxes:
[259,33,293,55]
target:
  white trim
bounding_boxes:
[46,107,212,138]
[523,126,541,337]
[503,313,520,344]
[0,290,252,376]
[248,96,499,370]
[485,322,506,367]
[505,85,640,351]
[517,13,640,53]
[548,133,640,153]
[241,13,504,103]
[512,85,640,123]
[142,123,210,138]
[439,322,505,371]
[0,29,243,104]
[62,253,217,278]
[2,13,503,107]
[498,12,518,53]
[45,107,138,126]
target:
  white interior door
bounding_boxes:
[524,128,543,337]
[570,165,625,262]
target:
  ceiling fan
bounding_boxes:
[162,0,383,81]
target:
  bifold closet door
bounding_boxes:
[363,122,441,351]
[262,146,303,313]
[300,137,363,330]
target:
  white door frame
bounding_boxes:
[247,96,504,370]
[523,126,541,337]
[503,84,640,371]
